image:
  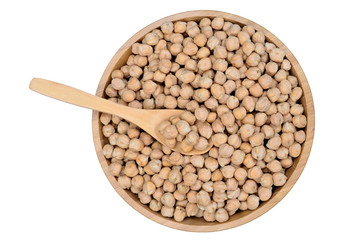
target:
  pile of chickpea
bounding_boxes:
[101,17,307,223]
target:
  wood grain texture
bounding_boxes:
[91,10,315,232]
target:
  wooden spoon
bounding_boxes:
[29,78,212,155]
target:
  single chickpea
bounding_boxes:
[118,175,131,189]
[292,115,307,128]
[260,173,273,187]
[270,113,284,126]
[282,122,296,133]
[198,122,213,139]
[220,111,235,127]
[196,190,211,207]
[193,89,211,102]
[281,157,293,168]
[267,160,282,173]
[233,107,247,120]
[290,104,304,116]
[102,144,114,159]
[186,203,198,216]
[173,206,186,222]
[278,79,292,95]
[281,132,294,148]
[289,142,302,157]
[276,146,289,159]
[213,46,227,59]
[242,41,255,56]
[241,96,255,112]
[138,44,153,56]
[136,154,149,167]
[207,36,221,50]
[111,69,124,79]
[230,54,244,68]
[193,108,208,122]
[239,124,255,139]
[142,181,156,195]
[194,137,209,151]
[218,144,234,158]
[294,130,306,144]
[108,162,122,177]
[246,52,261,67]
[161,206,174,218]
[162,124,178,139]
[175,120,191,136]
[215,208,229,223]
[221,165,235,179]
[243,179,257,194]
[247,195,260,210]
[124,161,138,177]
[211,17,224,30]
[174,21,186,33]
[252,145,266,160]
[213,59,228,72]
[196,58,211,72]
[198,168,211,182]
[249,132,265,147]
[245,67,261,81]
[128,138,144,152]
[149,199,162,212]
[212,170,224,182]
[225,199,241,213]
[225,36,240,51]
[273,172,287,186]
[163,180,176,192]
[151,174,165,188]
[290,87,303,102]
[269,48,285,63]
[222,81,235,95]
[161,192,176,208]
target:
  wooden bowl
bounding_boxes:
[92,10,315,232]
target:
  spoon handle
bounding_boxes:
[29,78,144,121]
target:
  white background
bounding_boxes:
[1,0,361,239]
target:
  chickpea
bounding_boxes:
[218,144,233,158]
[173,206,186,222]
[269,48,285,63]
[161,206,174,218]
[213,59,228,72]
[212,170,224,182]
[293,115,307,128]
[149,199,162,212]
[108,162,122,176]
[194,107,208,122]
[294,130,306,144]
[289,142,302,157]
[242,41,255,56]
[273,172,287,186]
[247,195,260,210]
[225,36,240,51]
[279,79,292,94]
[211,17,224,30]
[215,208,229,223]
[221,165,235,179]
[290,87,303,102]
[194,137,209,151]
[281,132,294,148]
[281,157,293,168]
[124,161,138,177]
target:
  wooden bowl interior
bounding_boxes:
[92,11,315,232]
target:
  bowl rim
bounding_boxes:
[92,10,315,232]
